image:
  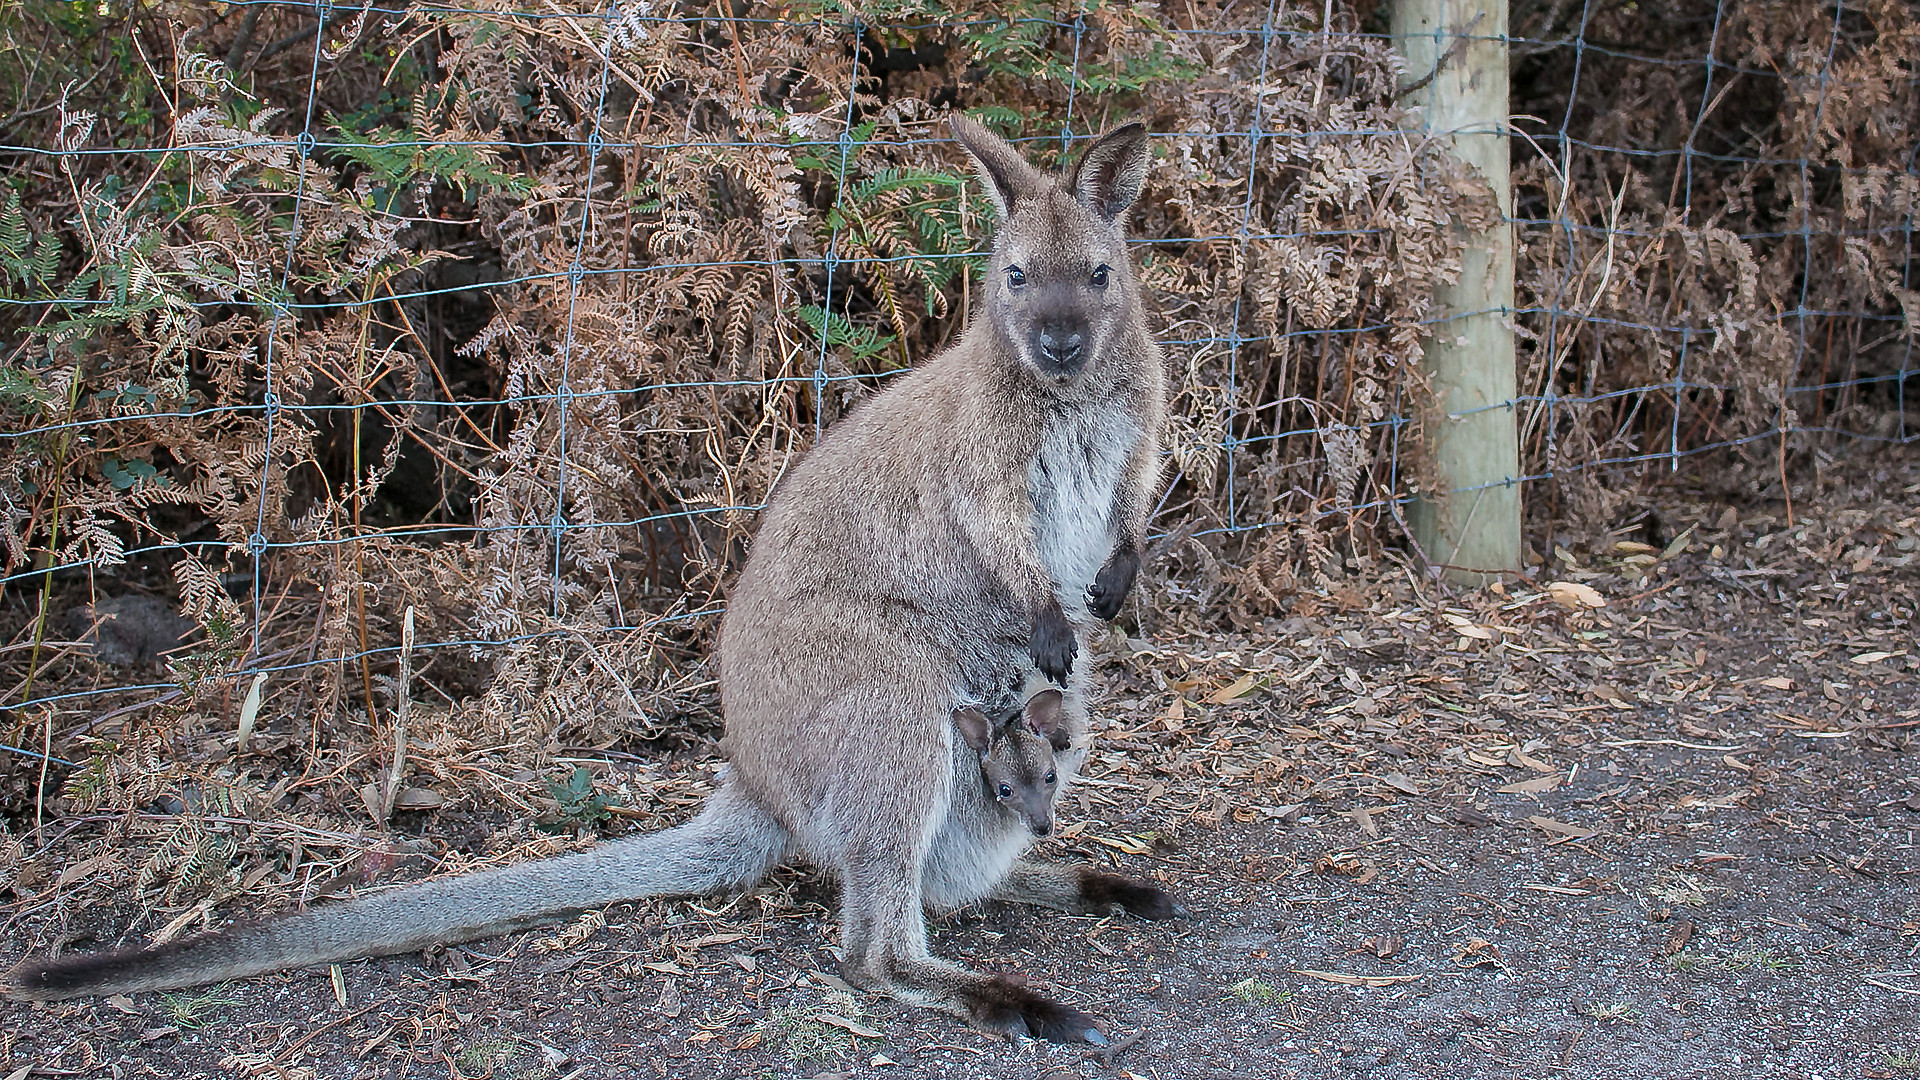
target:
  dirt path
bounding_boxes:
[5,461,1918,1079]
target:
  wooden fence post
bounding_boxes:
[1392,0,1522,582]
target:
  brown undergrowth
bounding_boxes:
[0,0,1912,932]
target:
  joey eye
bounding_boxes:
[1089,264,1109,289]
[1004,265,1026,289]
[998,783,1013,799]
[1045,771,1057,785]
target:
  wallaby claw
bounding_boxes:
[1081,1026,1110,1046]
[1087,547,1140,621]
[1029,601,1077,683]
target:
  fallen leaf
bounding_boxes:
[1851,651,1898,665]
[1497,775,1562,795]
[1087,834,1152,855]
[1526,815,1596,838]
[815,1014,884,1039]
[1379,772,1421,796]
[1663,919,1694,955]
[1589,683,1634,706]
[1510,748,1556,773]
[1548,581,1607,609]
[1361,934,1405,958]
[1348,807,1379,837]
[1449,939,1502,967]
[235,670,269,752]
[1208,673,1261,704]
[1315,855,1379,883]
[1758,676,1794,690]
[1293,969,1422,987]
[54,853,118,889]
[1659,525,1697,561]
[392,787,443,810]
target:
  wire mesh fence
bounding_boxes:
[0,0,1913,792]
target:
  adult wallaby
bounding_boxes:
[6,116,1175,1043]
[956,688,1071,839]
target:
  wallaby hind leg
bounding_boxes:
[993,859,1186,920]
[839,843,1106,1044]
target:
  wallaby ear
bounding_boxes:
[1069,121,1151,222]
[954,706,995,754]
[950,114,1044,220]
[1023,689,1071,751]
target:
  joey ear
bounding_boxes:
[954,706,994,753]
[1070,121,1151,222]
[950,114,1044,220]
[1023,689,1071,750]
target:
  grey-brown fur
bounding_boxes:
[5,117,1178,1043]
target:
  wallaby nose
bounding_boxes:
[1035,327,1085,372]
[1032,821,1052,837]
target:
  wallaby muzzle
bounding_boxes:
[1033,321,1087,379]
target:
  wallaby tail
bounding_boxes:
[5,783,790,1002]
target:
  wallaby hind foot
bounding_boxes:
[845,934,1107,1044]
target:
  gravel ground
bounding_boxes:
[4,451,1917,1079]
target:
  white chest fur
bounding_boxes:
[1028,408,1138,619]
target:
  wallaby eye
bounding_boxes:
[1089,264,1109,289]
[1045,771,1057,785]
[1004,265,1026,289]
[997,783,1013,799]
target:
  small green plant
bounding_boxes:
[1582,1001,1641,1022]
[545,767,613,831]
[1883,1048,1920,1074]
[1226,977,1291,1006]
[154,988,240,1029]
[1666,951,1708,972]
[1726,948,1798,972]
[0,189,61,299]
[455,1037,522,1077]
[795,305,898,366]
[755,991,882,1064]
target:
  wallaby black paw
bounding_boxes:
[1029,602,1077,684]
[1086,547,1140,621]
[1080,871,1184,920]
[964,973,1105,1044]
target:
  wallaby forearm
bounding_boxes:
[952,474,1077,681]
